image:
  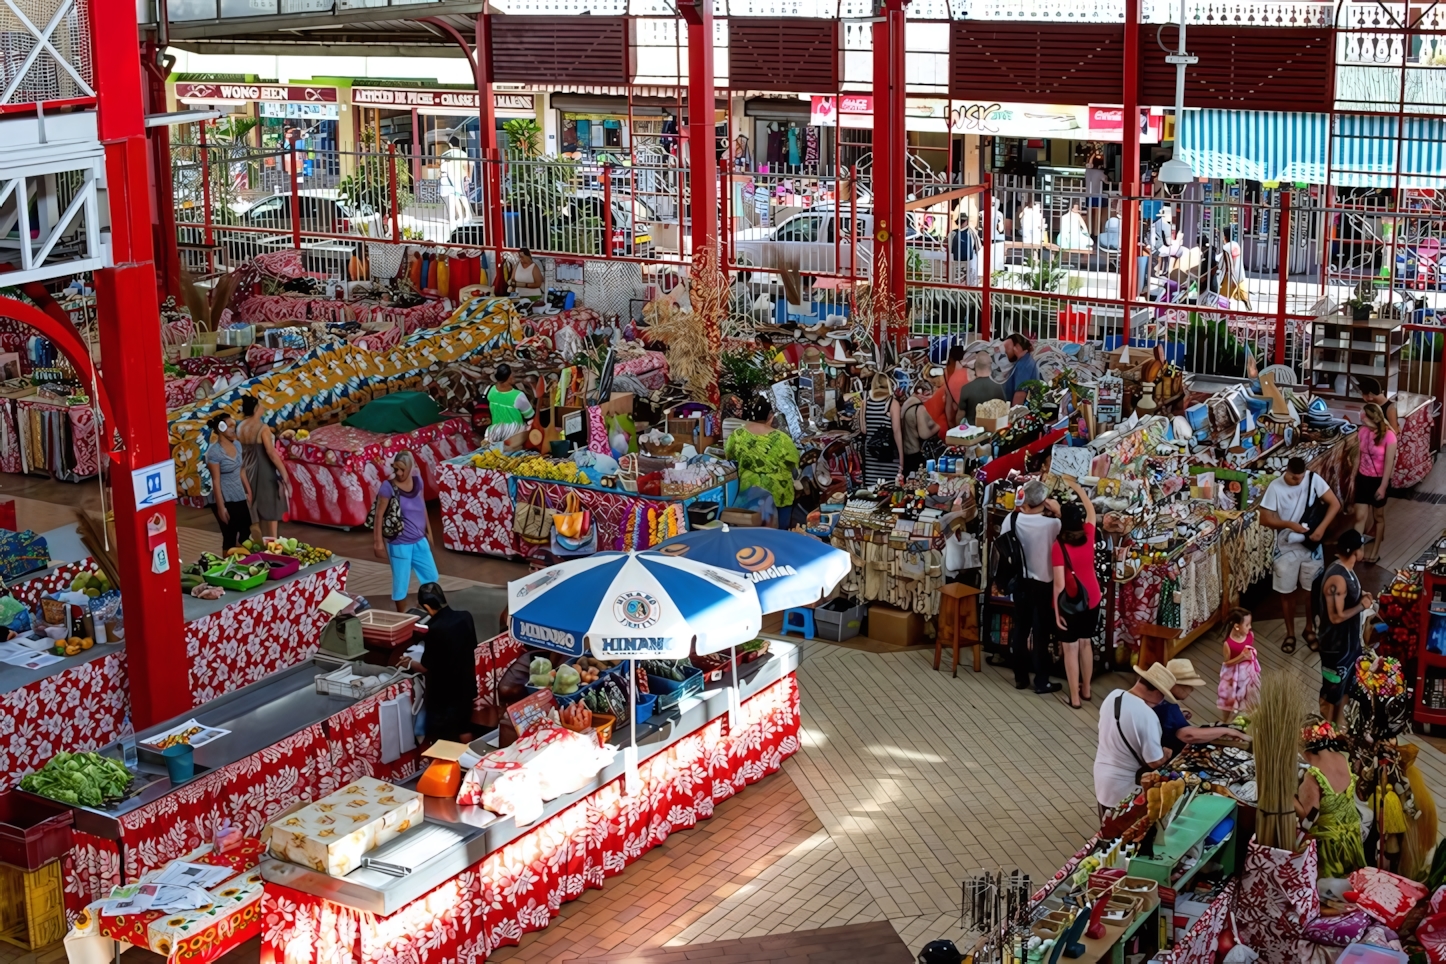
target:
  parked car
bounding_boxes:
[220,192,381,263]
[732,208,945,285]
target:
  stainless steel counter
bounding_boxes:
[261,641,799,915]
[62,654,398,840]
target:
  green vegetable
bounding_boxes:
[552,664,581,695]
[20,751,133,808]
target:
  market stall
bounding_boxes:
[438,455,737,559]
[0,394,102,482]
[282,419,475,530]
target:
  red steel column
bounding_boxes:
[92,0,188,727]
[1119,0,1140,343]
[141,44,180,300]
[474,13,497,156]
[872,0,909,344]
[1275,190,1291,365]
[680,0,718,255]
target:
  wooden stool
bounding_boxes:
[935,583,982,676]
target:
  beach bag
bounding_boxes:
[552,491,591,540]
[514,488,553,546]
[366,489,405,540]
[1056,536,1091,619]
[991,510,1026,596]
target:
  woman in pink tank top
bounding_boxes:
[1353,402,1395,564]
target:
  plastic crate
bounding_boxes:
[645,663,704,711]
[356,609,420,645]
[0,859,65,950]
[629,692,657,726]
[242,552,300,581]
[0,793,72,872]
[815,600,865,642]
[203,563,269,592]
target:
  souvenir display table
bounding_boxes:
[438,458,737,559]
[0,559,125,793]
[169,297,522,502]
[64,839,266,964]
[182,561,348,707]
[281,419,475,529]
[257,648,800,964]
[58,657,418,922]
[232,294,453,335]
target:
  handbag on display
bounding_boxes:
[513,488,554,546]
[552,491,592,540]
[551,525,598,557]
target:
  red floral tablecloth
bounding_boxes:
[0,648,127,792]
[474,632,525,711]
[282,421,474,529]
[260,674,800,964]
[185,563,348,707]
[1395,395,1435,489]
[234,296,451,336]
[62,680,419,924]
[71,839,266,964]
[522,307,600,341]
[438,463,516,558]
[1234,837,1319,962]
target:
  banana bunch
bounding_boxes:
[512,456,590,484]
[470,450,524,471]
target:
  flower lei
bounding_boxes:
[1356,656,1406,699]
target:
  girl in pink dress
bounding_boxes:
[1218,608,1262,715]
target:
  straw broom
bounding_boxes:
[1251,672,1304,851]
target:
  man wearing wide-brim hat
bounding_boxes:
[1155,658,1253,754]
[1094,662,1177,820]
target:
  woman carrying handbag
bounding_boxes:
[1051,475,1101,709]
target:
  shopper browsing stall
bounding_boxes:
[724,395,801,528]
[237,395,289,540]
[1002,480,1062,695]
[478,363,534,432]
[1002,333,1039,406]
[860,373,903,485]
[373,451,440,612]
[1356,375,1401,434]
[900,389,940,476]
[401,582,478,744]
[1260,456,1340,654]
[956,353,1003,424]
[1156,659,1251,754]
[1353,402,1396,564]
[1051,476,1100,709]
[1217,608,1262,716]
[1317,529,1374,725]
[941,344,970,426]
[1095,663,1176,819]
[1296,719,1367,878]
[205,415,255,552]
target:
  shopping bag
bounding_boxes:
[552,491,591,539]
[514,488,553,546]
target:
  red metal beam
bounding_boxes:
[141,44,180,302]
[1119,0,1140,343]
[679,0,719,257]
[92,0,188,728]
[872,0,909,346]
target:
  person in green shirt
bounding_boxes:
[478,363,534,438]
[724,395,800,528]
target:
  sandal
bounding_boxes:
[1304,629,1319,653]
[1281,635,1298,654]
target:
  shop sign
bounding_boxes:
[948,102,1086,139]
[174,82,338,105]
[810,95,874,128]
[351,87,535,112]
[260,102,339,120]
[1087,105,1164,144]
[597,636,672,655]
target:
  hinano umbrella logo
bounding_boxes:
[734,546,775,572]
[657,544,690,556]
[614,591,661,629]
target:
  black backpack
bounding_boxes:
[992,510,1026,596]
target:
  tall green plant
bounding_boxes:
[503,118,542,158]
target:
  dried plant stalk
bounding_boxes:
[643,299,715,403]
[689,243,727,406]
[1251,672,1304,851]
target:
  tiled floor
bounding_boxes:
[5,457,1446,962]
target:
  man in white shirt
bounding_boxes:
[1095,662,1177,819]
[1260,456,1341,654]
[1000,480,1062,694]
[1019,195,1047,246]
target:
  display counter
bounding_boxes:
[258,645,800,964]
[53,654,417,919]
[438,459,737,559]
[233,294,453,334]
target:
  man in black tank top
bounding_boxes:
[1316,529,1375,724]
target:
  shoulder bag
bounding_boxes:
[552,490,591,540]
[1056,536,1091,619]
[1114,693,1152,782]
[513,487,554,546]
[1299,471,1329,551]
[366,487,406,541]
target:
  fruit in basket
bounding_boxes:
[70,571,110,595]
[552,663,582,695]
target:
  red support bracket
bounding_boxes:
[678,0,719,260]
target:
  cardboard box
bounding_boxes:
[974,415,1010,433]
[720,508,763,527]
[266,776,423,877]
[867,605,923,646]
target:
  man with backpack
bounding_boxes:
[1313,530,1374,725]
[1259,456,1340,655]
[996,480,1063,694]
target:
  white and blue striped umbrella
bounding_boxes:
[508,551,762,659]
[654,526,851,614]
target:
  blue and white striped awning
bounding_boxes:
[1177,109,1328,184]
[1178,109,1446,189]
[1331,114,1446,190]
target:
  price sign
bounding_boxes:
[506,689,556,737]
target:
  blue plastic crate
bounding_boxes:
[630,692,657,726]
[646,663,705,711]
